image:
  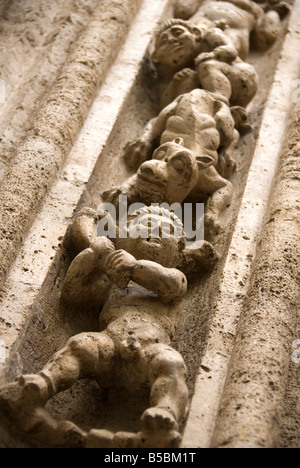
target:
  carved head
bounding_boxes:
[152,19,202,74]
[136,138,214,205]
[120,205,186,268]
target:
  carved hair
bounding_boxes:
[128,205,186,249]
[154,19,202,47]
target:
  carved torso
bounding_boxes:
[191,1,256,30]
[100,283,182,341]
[161,89,221,163]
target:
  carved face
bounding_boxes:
[152,24,202,72]
[122,207,186,268]
[137,139,211,205]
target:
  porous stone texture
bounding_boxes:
[0,0,142,292]
[0,0,99,176]
[270,106,300,450]
[211,102,300,448]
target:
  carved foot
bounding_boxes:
[138,429,182,449]
[217,152,237,179]
[230,106,252,136]
[0,379,86,447]
[138,407,181,448]
[124,139,152,171]
[205,213,222,239]
[0,374,50,432]
[18,374,50,406]
[141,407,178,432]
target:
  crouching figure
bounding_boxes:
[108,89,237,238]
[0,207,192,449]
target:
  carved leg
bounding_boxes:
[229,62,259,108]
[0,332,115,439]
[217,129,240,179]
[199,167,234,238]
[41,332,115,394]
[141,344,188,436]
[253,10,282,51]
[197,60,232,102]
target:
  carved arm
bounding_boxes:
[124,99,178,170]
[104,250,187,303]
[131,260,188,303]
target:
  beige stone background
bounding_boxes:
[0,0,299,448]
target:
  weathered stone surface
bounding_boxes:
[0,0,299,449]
[211,101,300,448]
[0,0,142,292]
[0,0,100,176]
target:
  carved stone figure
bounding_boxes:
[173,0,288,21]
[108,89,237,237]
[0,207,217,448]
[184,0,286,59]
[152,20,259,110]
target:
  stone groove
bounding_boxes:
[0,0,142,292]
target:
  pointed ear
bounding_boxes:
[173,137,184,146]
[196,155,215,170]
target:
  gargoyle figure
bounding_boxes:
[175,0,288,60]
[152,19,259,112]
[107,89,237,237]
[0,207,201,448]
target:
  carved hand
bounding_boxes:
[173,68,197,82]
[195,52,215,65]
[213,46,237,63]
[124,139,153,171]
[85,236,116,272]
[102,187,123,206]
[105,250,138,289]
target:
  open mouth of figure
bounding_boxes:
[137,173,167,188]
[137,167,168,188]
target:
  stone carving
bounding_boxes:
[108,88,237,237]
[0,207,217,448]
[174,0,289,59]
[153,20,259,110]
[0,0,289,450]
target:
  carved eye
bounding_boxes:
[171,27,185,38]
[172,158,185,173]
[154,146,168,160]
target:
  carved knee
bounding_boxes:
[68,210,98,255]
[66,332,115,380]
[149,347,187,381]
[253,10,281,50]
